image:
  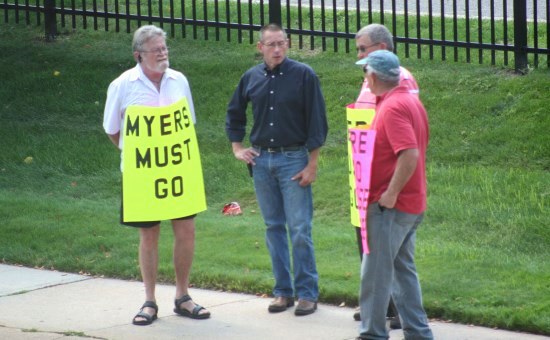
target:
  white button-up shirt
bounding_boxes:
[103,63,196,151]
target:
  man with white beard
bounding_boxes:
[103,25,210,326]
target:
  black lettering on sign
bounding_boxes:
[349,184,358,209]
[160,113,171,136]
[126,106,191,138]
[135,140,191,170]
[354,160,362,182]
[349,129,370,154]
[172,176,183,197]
[143,115,155,137]
[355,187,369,212]
[357,131,369,153]
[154,146,169,167]
[182,138,191,160]
[155,178,168,198]
[155,177,184,199]
[173,110,184,132]
[136,148,151,168]
[126,114,140,136]
[182,106,191,127]
[172,144,182,165]
[349,130,358,153]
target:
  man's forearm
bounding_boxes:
[107,132,120,148]
[307,147,320,170]
[385,148,418,197]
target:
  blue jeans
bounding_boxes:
[252,147,319,302]
[358,203,433,340]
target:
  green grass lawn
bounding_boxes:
[0,23,549,335]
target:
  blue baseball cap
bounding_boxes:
[356,50,400,78]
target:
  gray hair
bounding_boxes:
[355,24,394,51]
[132,25,167,52]
[259,23,288,42]
[366,65,400,85]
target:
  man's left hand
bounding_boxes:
[378,190,398,209]
[291,166,316,187]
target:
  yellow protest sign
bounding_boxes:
[122,98,206,222]
[346,103,375,227]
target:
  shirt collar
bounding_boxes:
[377,84,408,102]
[130,63,178,82]
[263,57,288,74]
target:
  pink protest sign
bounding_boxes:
[349,128,376,254]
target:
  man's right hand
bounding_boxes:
[232,142,259,165]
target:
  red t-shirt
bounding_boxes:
[369,85,429,214]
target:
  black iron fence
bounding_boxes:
[1,0,548,71]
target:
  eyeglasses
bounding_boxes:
[140,46,169,55]
[357,42,380,53]
[362,65,369,74]
[261,40,288,49]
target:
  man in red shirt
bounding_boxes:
[351,23,419,327]
[355,50,433,340]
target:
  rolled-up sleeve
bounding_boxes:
[103,80,123,136]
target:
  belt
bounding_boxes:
[253,144,304,153]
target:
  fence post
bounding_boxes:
[44,0,57,41]
[268,0,282,26]
[513,0,528,72]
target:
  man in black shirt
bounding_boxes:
[225,23,328,316]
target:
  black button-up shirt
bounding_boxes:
[225,58,328,151]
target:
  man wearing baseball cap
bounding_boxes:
[355,50,433,340]
[349,24,420,327]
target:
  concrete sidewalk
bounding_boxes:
[0,264,547,340]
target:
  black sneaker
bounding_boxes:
[353,310,361,321]
[389,316,402,329]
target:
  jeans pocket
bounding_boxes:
[283,148,308,159]
[394,210,421,227]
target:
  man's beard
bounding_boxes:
[154,60,169,73]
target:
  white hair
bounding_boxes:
[132,25,167,52]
